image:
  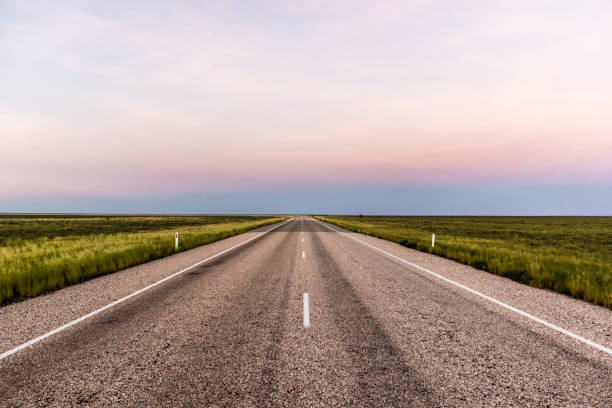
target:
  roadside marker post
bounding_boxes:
[432,233,435,247]
[175,232,179,250]
[312,218,612,355]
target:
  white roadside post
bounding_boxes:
[175,232,179,250]
[432,233,435,247]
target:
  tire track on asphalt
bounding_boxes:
[309,224,436,407]
[255,239,295,408]
[0,220,297,406]
[317,220,609,370]
[151,220,298,406]
[312,218,612,356]
[0,219,293,362]
[310,218,612,406]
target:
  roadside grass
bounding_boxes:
[315,216,612,308]
[0,215,285,304]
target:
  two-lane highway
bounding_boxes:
[0,217,610,407]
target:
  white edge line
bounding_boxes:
[303,292,310,328]
[0,218,294,361]
[311,218,612,356]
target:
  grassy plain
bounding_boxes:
[316,216,612,308]
[0,215,285,304]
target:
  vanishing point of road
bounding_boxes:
[0,217,610,406]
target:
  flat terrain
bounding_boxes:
[317,215,612,308]
[0,217,610,407]
[0,214,283,304]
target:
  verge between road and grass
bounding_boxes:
[314,216,612,309]
[0,215,287,305]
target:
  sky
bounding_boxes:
[1,0,611,214]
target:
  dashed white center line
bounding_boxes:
[303,293,310,328]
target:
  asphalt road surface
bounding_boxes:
[0,217,610,407]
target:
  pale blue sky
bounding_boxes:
[1,1,611,214]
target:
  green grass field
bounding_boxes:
[315,216,612,308]
[0,214,285,304]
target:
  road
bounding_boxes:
[0,217,610,407]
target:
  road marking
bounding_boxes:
[312,218,612,356]
[302,251,306,258]
[303,293,310,328]
[0,218,294,362]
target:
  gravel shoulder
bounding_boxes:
[0,220,297,406]
[311,218,611,406]
[312,219,612,357]
[0,221,286,354]
[1,217,609,407]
